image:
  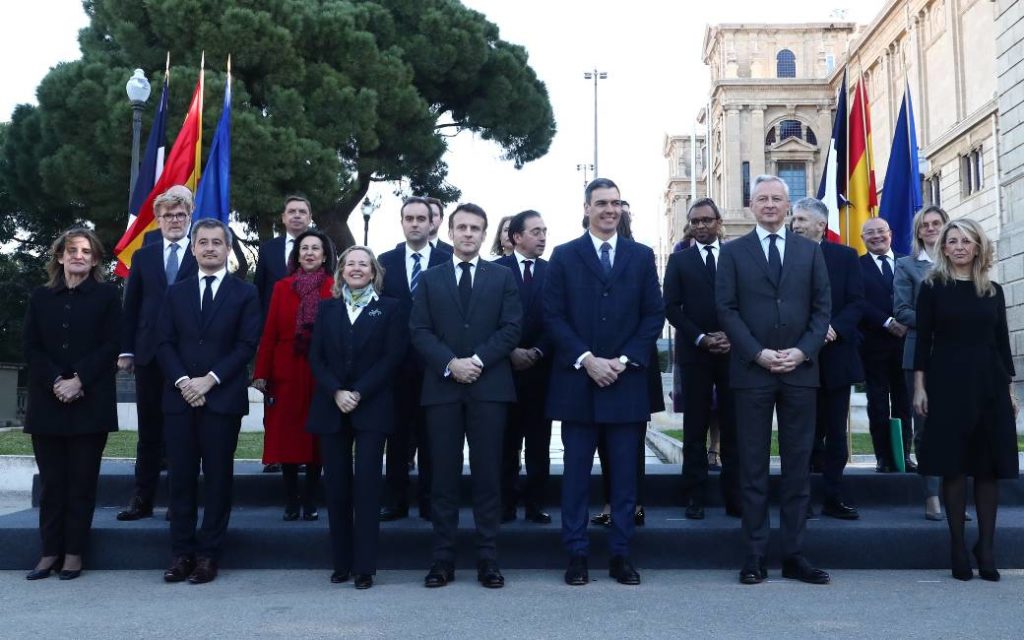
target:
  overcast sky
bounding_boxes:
[1,0,885,254]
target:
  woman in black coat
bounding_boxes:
[306,246,406,589]
[913,218,1019,582]
[23,228,121,580]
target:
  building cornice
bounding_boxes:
[920,99,998,158]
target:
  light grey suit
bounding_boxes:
[716,229,831,559]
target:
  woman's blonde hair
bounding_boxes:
[46,227,106,288]
[925,217,995,297]
[331,245,385,298]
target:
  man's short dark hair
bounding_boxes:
[426,197,444,220]
[400,196,432,217]
[283,194,311,212]
[508,210,542,244]
[687,197,722,220]
[620,200,630,208]
[448,203,488,230]
[584,178,619,205]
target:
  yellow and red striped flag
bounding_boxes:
[114,61,204,276]
[844,80,878,254]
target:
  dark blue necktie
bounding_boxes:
[767,234,782,282]
[458,262,473,312]
[201,275,216,323]
[704,245,716,280]
[410,252,422,292]
[165,243,179,283]
[523,259,533,286]
[600,242,612,275]
[879,255,894,292]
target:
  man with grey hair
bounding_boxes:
[716,176,831,585]
[790,197,865,521]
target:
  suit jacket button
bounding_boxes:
[61,343,68,349]
[199,339,204,345]
[603,292,608,297]
[464,324,469,328]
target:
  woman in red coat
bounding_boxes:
[253,229,336,521]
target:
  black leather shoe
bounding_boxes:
[354,574,373,589]
[822,499,860,520]
[26,558,61,581]
[565,555,589,586]
[330,570,350,584]
[781,556,830,584]
[187,557,218,584]
[117,496,154,521]
[609,555,640,585]
[58,569,82,581]
[163,555,196,583]
[634,507,645,527]
[263,463,281,473]
[875,460,896,473]
[501,508,517,523]
[477,560,505,588]
[973,543,999,582]
[903,458,918,472]
[739,555,767,584]
[685,499,705,520]
[424,562,455,588]
[590,512,611,527]
[302,506,319,521]
[725,502,743,518]
[525,509,552,524]
[283,507,300,521]
[379,506,408,522]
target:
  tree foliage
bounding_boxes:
[1,0,556,252]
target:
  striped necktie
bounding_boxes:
[410,252,422,292]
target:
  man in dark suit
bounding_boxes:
[254,195,313,316]
[859,217,913,473]
[496,210,552,524]
[545,178,664,587]
[790,198,864,520]
[426,197,454,253]
[409,203,522,589]
[663,197,740,521]
[157,219,261,585]
[716,174,831,585]
[116,186,199,521]
[377,197,451,521]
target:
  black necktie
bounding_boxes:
[201,275,216,323]
[879,255,894,292]
[523,259,533,286]
[704,246,716,280]
[767,234,782,282]
[458,262,473,312]
[600,242,612,275]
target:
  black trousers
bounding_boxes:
[735,382,816,558]
[164,409,240,561]
[32,432,108,557]
[321,428,386,575]
[501,386,552,513]
[680,357,739,507]
[597,429,646,506]
[815,385,852,500]
[426,401,507,563]
[383,366,431,513]
[862,345,913,464]
[132,360,166,504]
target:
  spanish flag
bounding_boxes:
[114,60,204,276]
[844,80,878,254]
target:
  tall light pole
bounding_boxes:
[125,68,152,207]
[576,163,593,188]
[361,194,381,246]
[583,69,607,176]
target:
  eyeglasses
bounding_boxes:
[688,217,719,227]
[159,213,190,221]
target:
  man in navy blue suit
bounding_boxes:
[158,219,261,585]
[377,197,451,521]
[116,186,199,521]
[496,210,552,524]
[254,195,313,316]
[790,198,864,520]
[858,217,914,472]
[545,178,664,586]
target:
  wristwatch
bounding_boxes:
[618,355,630,366]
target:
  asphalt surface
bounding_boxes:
[1,569,1021,639]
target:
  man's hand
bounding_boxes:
[334,390,360,413]
[179,375,216,405]
[117,356,135,374]
[706,332,731,354]
[583,355,620,387]
[771,348,807,374]
[509,348,538,371]
[755,349,784,371]
[53,376,84,403]
[913,387,928,417]
[886,320,908,338]
[449,358,483,384]
[251,378,268,393]
[825,325,837,343]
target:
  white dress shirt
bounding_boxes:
[693,239,721,345]
[174,266,228,388]
[346,289,379,324]
[284,234,300,266]
[405,242,432,289]
[869,250,897,327]
[513,250,536,278]
[453,254,480,286]
[588,232,618,268]
[755,225,787,263]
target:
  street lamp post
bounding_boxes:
[125,68,152,208]
[576,163,593,188]
[361,195,380,246]
[583,69,607,177]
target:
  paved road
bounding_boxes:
[1,569,1020,639]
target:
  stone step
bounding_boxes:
[3,505,1024,571]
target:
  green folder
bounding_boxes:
[890,418,906,472]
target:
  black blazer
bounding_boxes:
[23,280,121,435]
[306,296,406,434]
[663,245,722,366]
[716,230,831,389]
[254,236,289,315]
[493,255,550,355]
[121,240,198,365]
[409,259,522,405]
[818,241,865,389]
[859,251,906,353]
[156,274,261,416]
[433,239,454,253]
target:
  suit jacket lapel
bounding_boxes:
[741,231,775,286]
[574,234,608,283]
[351,297,382,338]
[607,239,634,283]
[466,260,489,320]
[438,261,463,318]
[778,235,801,288]
[687,247,712,285]
[201,275,233,329]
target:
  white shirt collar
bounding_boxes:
[588,232,618,253]
[755,225,786,243]
[405,242,431,263]
[872,250,895,262]
[164,237,189,253]
[453,254,480,269]
[695,239,720,252]
[918,249,933,263]
[199,267,228,284]
[513,250,535,264]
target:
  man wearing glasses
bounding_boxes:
[116,185,198,521]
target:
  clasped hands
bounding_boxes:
[334,390,361,413]
[756,348,806,374]
[178,374,216,408]
[510,347,542,371]
[698,332,731,354]
[53,375,84,403]
[583,355,626,388]
[449,357,482,384]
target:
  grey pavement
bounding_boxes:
[0,569,1020,639]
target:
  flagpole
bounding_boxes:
[856,56,872,219]
[844,42,852,246]
[903,6,917,201]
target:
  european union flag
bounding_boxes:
[879,84,922,255]
[194,67,231,223]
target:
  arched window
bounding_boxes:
[780,120,803,141]
[806,127,817,145]
[765,128,776,146]
[777,49,796,78]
